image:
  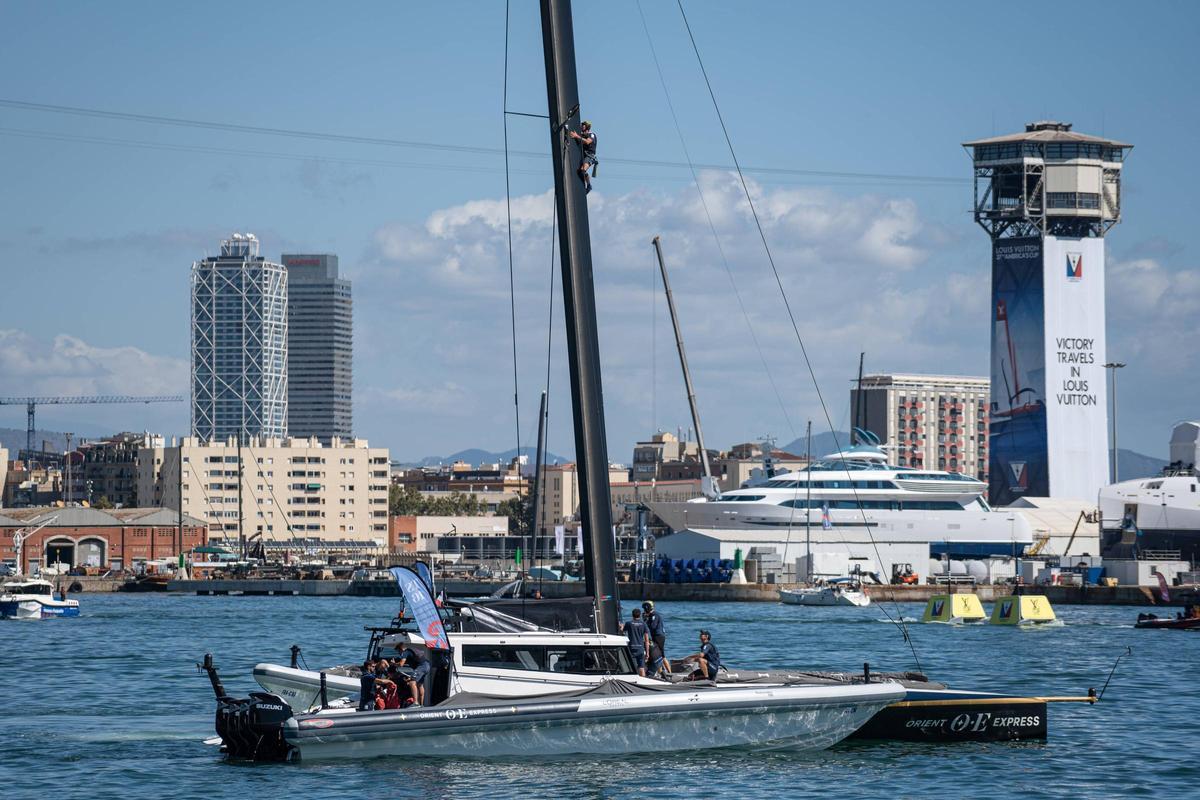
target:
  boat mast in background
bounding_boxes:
[805,419,812,581]
[853,352,865,444]
[539,0,619,634]
[528,390,549,567]
[652,235,718,499]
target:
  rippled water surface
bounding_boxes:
[3,594,1195,798]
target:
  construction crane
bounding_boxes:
[0,395,186,454]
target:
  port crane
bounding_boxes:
[0,395,186,454]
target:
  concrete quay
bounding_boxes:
[157,578,1193,605]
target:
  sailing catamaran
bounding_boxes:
[200,0,1100,762]
[200,0,905,762]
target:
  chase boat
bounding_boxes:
[0,578,80,619]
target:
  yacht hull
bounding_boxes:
[0,596,80,619]
[779,588,870,607]
[278,683,902,761]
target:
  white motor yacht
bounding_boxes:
[651,439,1033,559]
[0,578,80,619]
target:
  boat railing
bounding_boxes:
[931,574,977,586]
[1138,549,1182,561]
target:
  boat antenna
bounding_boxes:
[540,0,620,635]
[651,235,717,498]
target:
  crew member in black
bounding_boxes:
[358,657,378,711]
[623,608,651,677]
[568,120,597,194]
[684,630,721,681]
[642,601,670,673]
[395,646,430,705]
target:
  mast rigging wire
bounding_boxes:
[634,0,797,440]
[674,0,921,669]
[0,98,967,186]
[503,0,523,499]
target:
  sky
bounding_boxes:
[1,1,1197,462]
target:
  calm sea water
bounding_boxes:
[2,594,1194,799]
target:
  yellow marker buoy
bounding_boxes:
[990,594,1057,625]
[922,593,986,623]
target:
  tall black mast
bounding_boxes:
[540,0,619,634]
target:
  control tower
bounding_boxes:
[964,122,1131,505]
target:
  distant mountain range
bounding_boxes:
[0,427,74,455]
[6,424,1168,483]
[779,429,1166,481]
[780,430,854,458]
[399,445,570,469]
[1112,449,1168,481]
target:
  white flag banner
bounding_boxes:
[576,528,584,554]
[554,525,565,555]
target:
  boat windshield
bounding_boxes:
[461,644,635,675]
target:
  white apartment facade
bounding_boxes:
[137,435,390,546]
[851,373,990,480]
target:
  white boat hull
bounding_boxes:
[256,661,679,712]
[283,683,904,760]
[0,595,80,619]
[779,588,871,607]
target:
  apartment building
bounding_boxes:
[137,435,390,547]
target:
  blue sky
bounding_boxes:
[1,1,1197,461]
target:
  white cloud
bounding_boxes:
[349,184,1200,460]
[1108,256,1200,370]
[358,175,976,457]
[0,329,188,397]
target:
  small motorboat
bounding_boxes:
[780,578,871,607]
[1135,611,1200,630]
[0,578,80,619]
[119,574,172,592]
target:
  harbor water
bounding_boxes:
[4,595,1195,798]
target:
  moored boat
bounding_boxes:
[0,578,80,619]
[780,579,871,607]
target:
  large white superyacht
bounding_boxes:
[649,433,1033,558]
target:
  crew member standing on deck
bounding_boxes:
[395,645,430,706]
[358,658,378,711]
[624,608,651,677]
[567,120,597,194]
[643,601,670,674]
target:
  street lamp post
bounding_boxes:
[1103,362,1126,483]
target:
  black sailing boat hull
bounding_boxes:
[849,690,1047,742]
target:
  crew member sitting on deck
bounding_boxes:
[395,646,430,706]
[373,659,399,710]
[388,664,418,708]
[683,630,721,681]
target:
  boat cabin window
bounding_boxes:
[461,645,542,671]
[462,644,634,675]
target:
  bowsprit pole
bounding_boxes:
[540,0,620,635]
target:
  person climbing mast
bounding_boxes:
[568,120,597,194]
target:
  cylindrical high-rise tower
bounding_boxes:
[964,122,1131,505]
